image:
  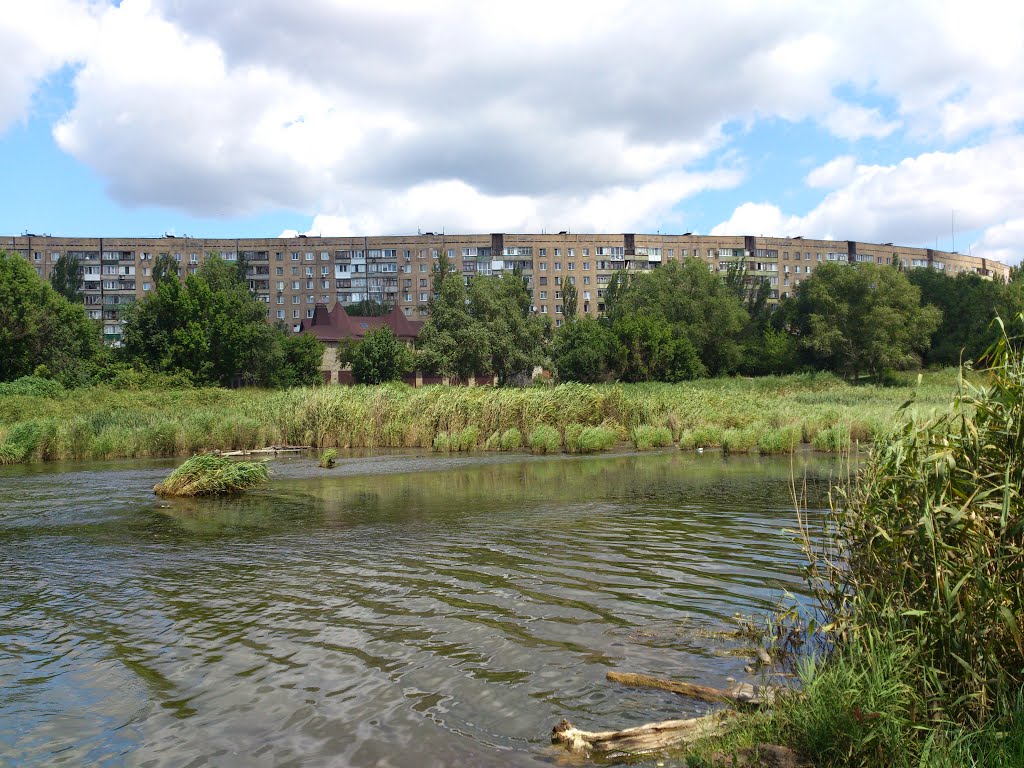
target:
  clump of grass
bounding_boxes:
[153,454,269,497]
[319,448,338,468]
[499,427,522,451]
[811,423,850,452]
[757,424,802,454]
[721,426,758,454]
[630,425,674,450]
[529,425,560,454]
[575,426,618,453]
[678,426,723,450]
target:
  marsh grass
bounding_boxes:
[0,370,961,464]
[529,425,560,454]
[319,448,338,468]
[152,454,269,497]
[629,424,674,450]
[685,319,1024,767]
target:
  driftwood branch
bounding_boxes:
[606,670,777,707]
[551,711,733,756]
[215,445,311,457]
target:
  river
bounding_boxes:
[0,450,835,766]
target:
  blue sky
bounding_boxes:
[2,1,1022,264]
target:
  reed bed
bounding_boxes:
[682,325,1024,767]
[152,454,269,497]
[0,370,961,465]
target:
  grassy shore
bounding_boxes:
[679,336,1024,767]
[0,370,962,464]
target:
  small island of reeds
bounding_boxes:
[153,454,270,498]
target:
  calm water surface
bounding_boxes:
[0,450,835,767]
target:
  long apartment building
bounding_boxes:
[4,232,1011,343]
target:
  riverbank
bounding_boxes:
[0,370,961,464]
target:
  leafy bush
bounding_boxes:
[0,376,64,398]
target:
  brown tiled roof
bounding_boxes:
[300,303,423,342]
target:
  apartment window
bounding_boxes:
[554,262,562,271]
[277,310,284,319]
[275,266,283,275]
[321,266,329,276]
[307,308,315,318]
[419,292,428,302]
[304,252,314,261]
[541,305,548,314]
[276,281,285,290]
[804,252,811,261]
[583,262,590,270]
[276,296,284,304]
[583,276,590,285]
[292,310,300,319]
[321,280,330,289]
[420,263,427,273]
[142,282,151,291]
[794,265,801,274]
[305,267,314,277]
[291,253,299,261]
[539,291,547,300]
[568,249,574,258]
[583,248,589,257]
[556,305,563,314]
[291,281,300,290]
[554,248,561,257]
[292,295,300,304]
[275,252,283,261]
[540,262,547,271]
[419,278,428,288]
[783,252,789,260]
[320,251,329,260]
[306,280,314,289]
[539,276,548,286]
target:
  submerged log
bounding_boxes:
[216,445,311,457]
[606,670,777,707]
[551,711,733,756]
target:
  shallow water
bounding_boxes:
[0,450,835,766]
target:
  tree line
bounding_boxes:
[3,247,1022,389]
[1,250,323,388]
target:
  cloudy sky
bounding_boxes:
[2,0,1022,264]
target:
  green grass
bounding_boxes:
[0,369,963,464]
[152,454,269,497]
[681,322,1024,767]
[529,424,560,454]
[319,448,338,468]
[630,424,674,450]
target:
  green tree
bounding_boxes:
[467,268,546,385]
[604,259,748,377]
[909,268,1015,366]
[49,254,83,303]
[416,254,546,385]
[610,313,706,382]
[561,280,578,319]
[346,299,392,317]
[120,255,322,386]
[793,262,941,380]
[0,251,100,385]
[350,326,414,384]
[152,253,179,284]
[551,315,614,382]
[415,253,490,380]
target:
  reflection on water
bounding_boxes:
[0,450,835,766]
